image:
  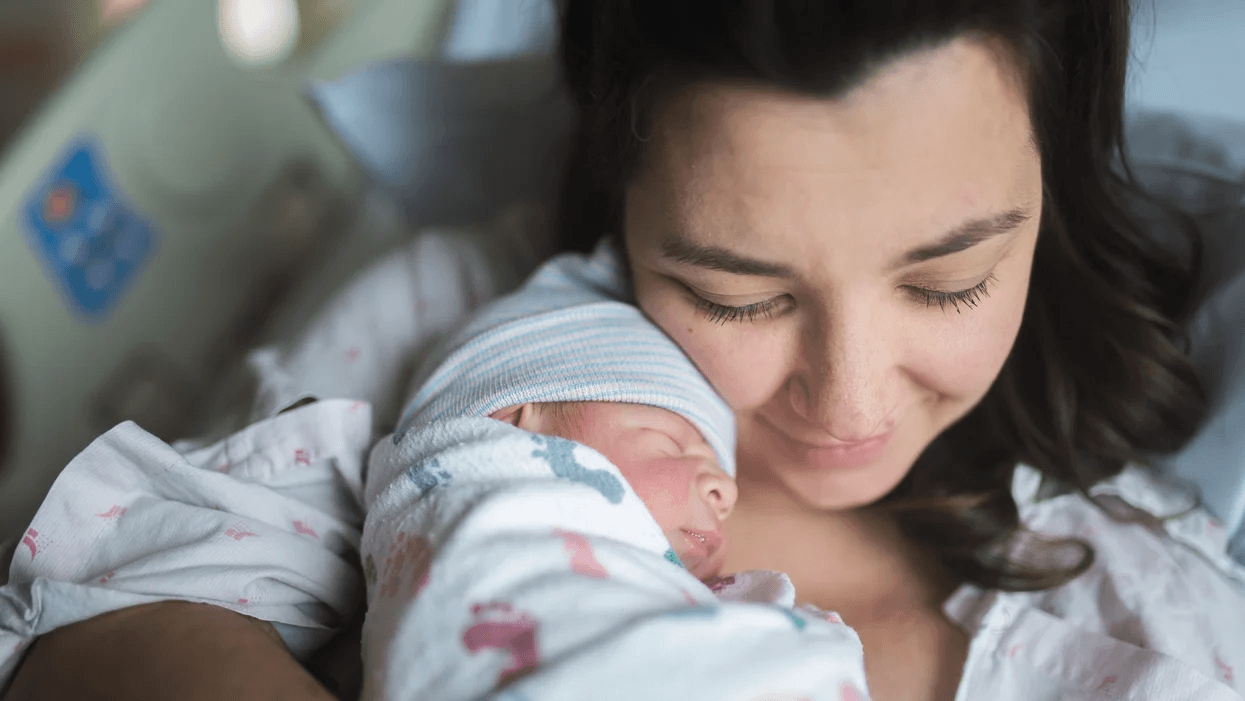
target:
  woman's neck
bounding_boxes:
[721,477,960,620]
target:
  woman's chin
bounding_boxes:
[753,444,918,512]
[739,410,932,512]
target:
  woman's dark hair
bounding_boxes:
[554,0,1207,591]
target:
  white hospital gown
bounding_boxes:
[2,229,1245,699]
[360,417,870,701]
[947,466,1245,700]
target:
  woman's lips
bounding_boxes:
[758,413,893,470]
[804,433,890,469]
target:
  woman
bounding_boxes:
[549,2,1240,699]
[6,1,1243,700]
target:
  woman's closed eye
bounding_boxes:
[694,296,785,324]
[676,279,792,324]
[687,273,999,324]
[902,273,997,313]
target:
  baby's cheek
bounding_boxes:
[626,460,699,528]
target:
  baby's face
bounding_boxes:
[491,402,736,579]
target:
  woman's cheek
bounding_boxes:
[906,275,1030,402]
[639,288,790,412]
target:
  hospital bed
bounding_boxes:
[0,0,564,542]
[0,0,1242,642]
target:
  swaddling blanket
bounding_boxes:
[361,417,871,701]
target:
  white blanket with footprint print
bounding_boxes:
[361,417,872,701]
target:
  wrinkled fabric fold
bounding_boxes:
[0,399,373,693]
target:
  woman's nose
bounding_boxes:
[789,309,896,442]
[695,466,738,521]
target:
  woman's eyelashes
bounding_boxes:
[675,280,789,324]
[684,274,999,324]
[902,273,997,313]
[694,296,783,324]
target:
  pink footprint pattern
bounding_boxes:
[1097,675,1118,691]
[21,529,38,559]
[379,532,434,600]
[96,505,127,519]
[1216,654,1234,683]
[462,602,540,685]
[293,520,319,539]
[98,571,116,585]
[553,530,608,579]
[225,528,257,541]
[294,449,311,465]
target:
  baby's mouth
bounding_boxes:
[677,528,725,579]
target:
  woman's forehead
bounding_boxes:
[632,37,1039,266]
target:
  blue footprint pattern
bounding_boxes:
[404,457,453,495]
[530,435,624,504]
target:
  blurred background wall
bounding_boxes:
[1129,0,1245,122]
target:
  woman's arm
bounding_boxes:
[3,601,336,701]
[0,408,370,700]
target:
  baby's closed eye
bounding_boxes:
[642,428,685,456]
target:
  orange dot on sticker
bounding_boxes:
[44,184,77,224]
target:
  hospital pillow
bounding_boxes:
[307,57,571,229]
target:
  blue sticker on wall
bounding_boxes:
[23,138,156,319]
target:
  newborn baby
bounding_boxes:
[363,242,868,700]
[489,401,736,579]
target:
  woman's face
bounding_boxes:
[624,37,1042,511]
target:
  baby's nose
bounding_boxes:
[695,465,738,520]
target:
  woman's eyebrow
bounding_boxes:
[888,206,1034,270]
[659,205,1034,278]
[659,233,796,278]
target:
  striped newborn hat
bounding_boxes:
[399,239,737,476]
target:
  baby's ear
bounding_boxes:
[489,404,535,429]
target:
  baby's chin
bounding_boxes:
[677,552,719,580]
[692,561,724,581]
[667,532,726,581]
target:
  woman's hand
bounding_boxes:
[3,601,338,701]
